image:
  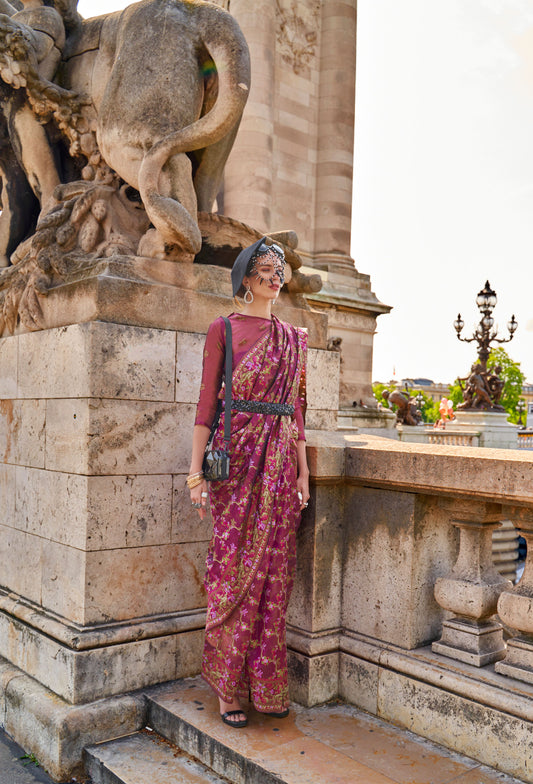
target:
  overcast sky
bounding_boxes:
[78,0,533,384]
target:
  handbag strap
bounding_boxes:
[222,316,233,446]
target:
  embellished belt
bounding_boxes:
[231,400,295,416]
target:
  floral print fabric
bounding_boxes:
[202,315,307,712]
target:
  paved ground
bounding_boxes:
[0,730,61,784]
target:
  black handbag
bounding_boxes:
[202,316,232,481]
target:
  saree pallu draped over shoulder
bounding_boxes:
[202,315,307,713]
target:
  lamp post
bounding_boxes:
[517,399,526,428]
[454,281,517,374]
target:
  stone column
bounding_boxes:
[222,0,275,231]
[313,0,356,268]
[496,506,533,682]
[432,501,511,666]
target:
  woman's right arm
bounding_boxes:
[189,424,211,519]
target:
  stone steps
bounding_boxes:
[85,730,230,784]
[85,676,527,784]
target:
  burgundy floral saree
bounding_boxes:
[202,315,307,712]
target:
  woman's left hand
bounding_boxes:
[296,473,310,511]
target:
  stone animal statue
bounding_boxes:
[0,0,251,263]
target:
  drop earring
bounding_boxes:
[244,286,254,304]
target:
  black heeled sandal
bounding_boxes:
[220,709,248,728]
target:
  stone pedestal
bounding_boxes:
[304,265,391,407]
[447,410,518,449]
[0,257,337,777]
[338,407,397,438]
[432,502,511,666]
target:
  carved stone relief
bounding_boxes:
[276,0,321,75]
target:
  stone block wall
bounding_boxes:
[0,319,338,705]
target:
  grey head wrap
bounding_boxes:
[231,237,266,297]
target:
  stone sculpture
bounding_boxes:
[0,0,322,338]
[381,389,422,426]
[0,0,260,335]
[457,363,505,412]
[0,0,250,263]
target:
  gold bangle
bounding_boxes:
[188,471,203,479]
[186,475,204,489]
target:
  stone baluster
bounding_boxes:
[496,506,533,682]
[432,501,511,666]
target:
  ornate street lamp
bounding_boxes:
[454,281,517,374]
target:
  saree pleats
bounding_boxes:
[202,316,306,712]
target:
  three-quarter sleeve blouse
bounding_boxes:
[195,314,306,439]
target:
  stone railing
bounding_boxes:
[427,431,479,447]
[517,430,533,449]
[397,424,480,447]
[287,433,533,782]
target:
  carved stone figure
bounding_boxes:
[486,365,504,407]
[0,1,322,337]
[276,0,320,75]
[0,0,251,266]
[457,363,505,412]
[382,389,422,426]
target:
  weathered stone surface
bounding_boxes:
[345,435,533,506]
[0,335,17,398]
[287,650,339,707]
[41,540,86,624]
[172,475,213,544]
[3,657,146,781]
[377,668,533,782]
[0,657,22,727]
[15,467,86,544]
[14,469,173,550]
[176,332,204,404]
[10,262,327,348]
[0,463,15,529]
[0,399,45,467]
[339,652,379,715]
[17,323,176,402]
[307,348,339,411]
[342,489,456,649]
[84,543,207,625]
[87,474,173,550]
[305,409,338,431]
[288,483,344,633]
[45,399,195,475]
[305,430,347,478]
[85,731,228,784]
[0,604,204,704]
[0,526,42,606]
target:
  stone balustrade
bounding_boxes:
[286,433,533,781]
[517,430,533,449]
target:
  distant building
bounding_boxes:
[522,383,533,405]
[400,378,451,403]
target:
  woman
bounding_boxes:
[188,237,310,728]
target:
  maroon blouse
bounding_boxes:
[195,313,306,439]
